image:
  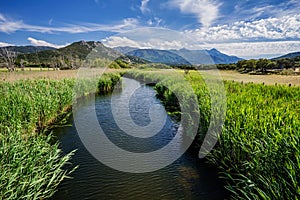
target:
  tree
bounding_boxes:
[266,61,277,69]
[0,47,17,72]
[256,59,269,72]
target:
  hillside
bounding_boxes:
[170,48,242,64]
[122,49,191,65]
[114,46,139,54]
[115,47,242,65]
[11,41,150,69]
[17,41,121,63]
[0,46,56,54]
[273,51,300,60]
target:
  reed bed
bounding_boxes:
[0,73,121,199]
[126,69,300,200]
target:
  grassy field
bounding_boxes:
[219,70,300,86]
[127,69,300,200]
[0,72,121,199]
[0,68,123,82]
[1,68,299,86]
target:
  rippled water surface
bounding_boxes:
[52,78,227,200]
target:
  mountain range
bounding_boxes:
[1,42,244,66]
[0,46,55,54]
[16,41,122,64]
[117,48,191,65]
[2,41,298,67]
[114,47,243,65]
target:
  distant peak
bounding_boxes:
[179,48,189,51]
[209,48,219,52]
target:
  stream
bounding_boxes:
[52,78,227,200]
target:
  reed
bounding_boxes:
[0,72,121,199]
[126,69,300,200]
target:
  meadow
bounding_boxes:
[0,72,121,199]
[127,69,300,200]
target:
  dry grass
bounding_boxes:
[0,68,123,82]
[1,68,299,86]
[219,70,300,86]
[134,69,300,86]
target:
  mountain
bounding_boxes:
[273,52,300,60]
[0,46,56,54]
[58,40,122,60]
[13,41,149,69]
[114,46,139,54]
[122,49,191,65]
[170,48,242,64]
[17,41,122,63]
[115,46,242,65]
[116,54,150,64]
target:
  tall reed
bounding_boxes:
[126,69,300,200]
[0,72,121,199]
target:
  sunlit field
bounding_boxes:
[0,68,122,82]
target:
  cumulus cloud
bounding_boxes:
[102,26,300,58]
[103,35,188,50]
[0,41,13,47]
[167,0,221,28]
[0,13,140,34]
[103,27,194,49]
[27,37,68,48]
[140,0,150,14]
[102,36,142,48]
[186,14,300,42]
[197,41,300,58]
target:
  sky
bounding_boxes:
[0,0,300,58]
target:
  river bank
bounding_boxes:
[126,69,300,199]
[0,72,121,199]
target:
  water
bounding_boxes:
[52,78,227,200]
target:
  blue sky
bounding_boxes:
[1,0,300,58]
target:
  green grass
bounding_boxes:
[126,69,300,200]
[0,73,121,199]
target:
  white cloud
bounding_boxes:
[0,41,13,47]
[0,14,23,33]
[186,14,300,42]
[147,17,163,26]
[27,37,68,48]
[140,0,150,14]
[196,41,300,58]
[251,1,300,19]
[167,0,221,28]
[103,36,187,50]
[102,27,300,58]
[102,36,142,48]
[0,13,140,34]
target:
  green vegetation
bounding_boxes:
[10,41,147,70]
[125,49,191,65]
[216,57,300,74]
[0,73,121,199]
[126,70,299,199]
[136,63,171,70]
